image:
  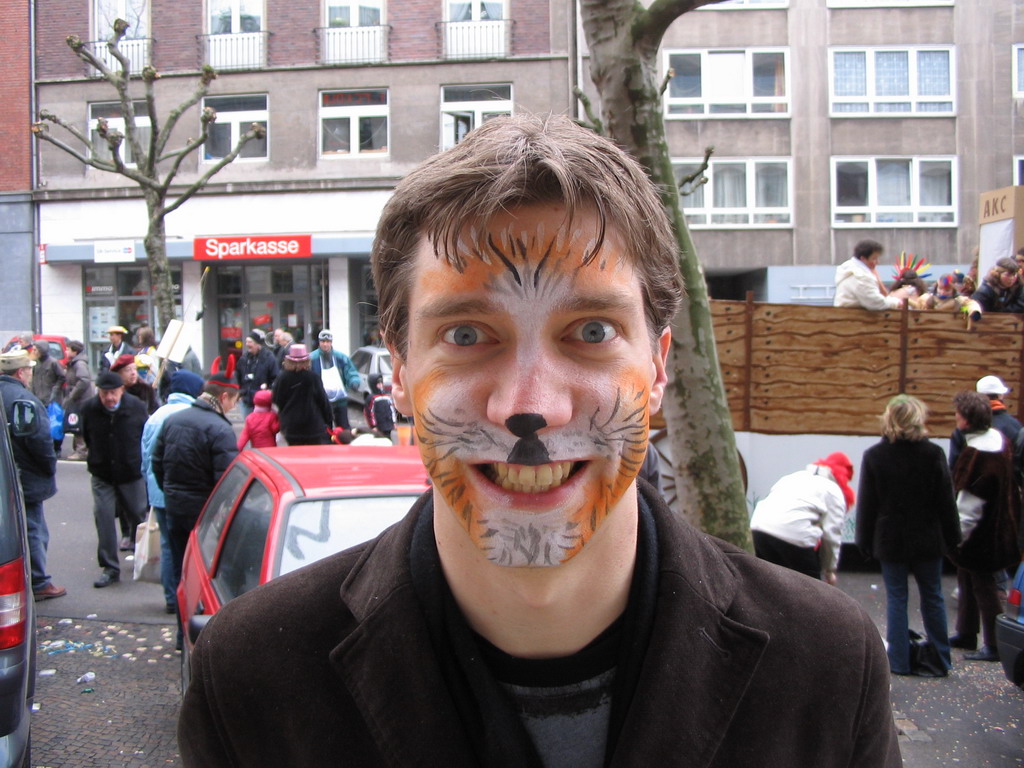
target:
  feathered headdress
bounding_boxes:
[892,251,932,280]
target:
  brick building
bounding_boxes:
[20,0,1024,365]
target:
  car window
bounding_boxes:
[213,480,273,601]
[275,495,415,577]
[196,465,249,568]
[377,352,392,375]
[351,350,370,372]
[47,341,63,359]
[0,410,24,564]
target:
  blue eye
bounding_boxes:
[575,320,617,343]
[443,325,480,346]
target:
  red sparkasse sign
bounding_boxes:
[193,234,312,260]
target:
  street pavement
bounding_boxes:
[25,451,1024,766]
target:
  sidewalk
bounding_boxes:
[838,571,1024,767]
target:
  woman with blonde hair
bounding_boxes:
[857,395,961,676]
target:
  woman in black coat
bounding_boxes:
[272,344,332,445]
[856,394,960,676]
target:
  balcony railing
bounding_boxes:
[317,25,388,65]
[87,37,151,76]
[438,19,511,60]
[200,31,268,71]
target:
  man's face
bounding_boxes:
[319,338,332,354]
[864,251,881,270]
[221,391,240,414]
[245,338,259,355]
[99,386,124,409]
[109,332,123,347]
[1000,270,1019,289]
[118,364,138,386]
[11,366,32,386]
[391,203,669,568]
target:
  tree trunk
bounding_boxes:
[580,1,751,548]
[144,192,176,333]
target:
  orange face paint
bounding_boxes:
[393,203,668,567]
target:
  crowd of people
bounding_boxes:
[0,323,394,646]
[832,238,1024,323]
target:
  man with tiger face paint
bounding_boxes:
[180,115,900,768]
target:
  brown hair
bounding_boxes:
[881,394,928,442]
[282,357,311,372]
[954,390,992,432]
[370,113,684,357]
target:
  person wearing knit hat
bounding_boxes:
[972,256,1024,314]
[140,368,207,613]
[749,451,856,584]
[238,388,280,450]
[856,394,960,676]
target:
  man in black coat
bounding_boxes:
[152,374,240,595]
[79,371,149,588]
[234,332,278,418]
[0,350,65,600]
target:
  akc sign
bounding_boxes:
[193,234,312,260]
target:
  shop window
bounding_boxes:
[320,90,389,157]
[203,94,268,161]
[830,47,955,115]
[831,156,957,226]
[665,48,789,117]
[440,84,512,149]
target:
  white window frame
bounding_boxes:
[94,0,148,38]
[319,89,389,158]
[89,101,151,167]
[440,84,512,149]
[446,0,505,22]
[209,0,263,34]
[663,48,790,119]
[698,0,788,8]
[827,0,953,7]
[672,158,793,229]
[1014,45,1024,98]
[325,0,383,26]
[202,94,268,163]
[829,46,956,116]
[831,156,958,227]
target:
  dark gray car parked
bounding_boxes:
[0,405,35,766]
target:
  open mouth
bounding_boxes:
[480,461,583,494]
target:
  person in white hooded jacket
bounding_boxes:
[834,239,911,310]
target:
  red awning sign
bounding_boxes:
[194,234,312,260]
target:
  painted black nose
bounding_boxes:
[505,413,547,438]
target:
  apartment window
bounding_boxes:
[207,0,265,69]
[321,1,386,64]
[90,102,151,166]
[1015,156,1024,186]
[93,0,149,73]
[203,95,268,161]
[210,0,262,33]
[665,49,788,117]
[441,84,512,149]
[827,1,953,6]
[444,0,508,59]
[832,157,956,226]
[831,47,954,115]
[320,90,388,157]
[672,159,791,227]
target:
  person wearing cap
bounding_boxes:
[749,452,854,584]
[833,239,912,310]
[152,373,240,639]
[99,325,136,373]
[141,370,206,614]
[63,340,96,461]
[972,257,1024,314]
[79,370,150,588]
[0,350,65,601]
[310,329,361,431]
[235,331,279,418]
[948,375,1023,471]
[111,352,160,415]
[272,344,332,445]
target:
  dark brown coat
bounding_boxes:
[179,491,900,767]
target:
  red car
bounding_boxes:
[178,445,430,688]
[4,335,71,366]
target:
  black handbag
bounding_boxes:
[62,405,81,435]
[908,629,947,677]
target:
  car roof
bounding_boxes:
[245,445,430,499]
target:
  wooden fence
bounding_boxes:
[709,297,1024,436]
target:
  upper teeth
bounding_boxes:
[494,461,574,493]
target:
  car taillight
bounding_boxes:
[0,558,27,650]
[1008,588,1022,621]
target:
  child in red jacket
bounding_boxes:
[238,389,279,449]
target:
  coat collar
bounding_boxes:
[329,491,769,768]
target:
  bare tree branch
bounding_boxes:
[33,126,117,174]
[677,145,715,194]
[572,87,605,135]
[637,0,726,47]
[660,68,674,97]
[154,66,216,159]
[158,107,217,187]
[161,122,266,218]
